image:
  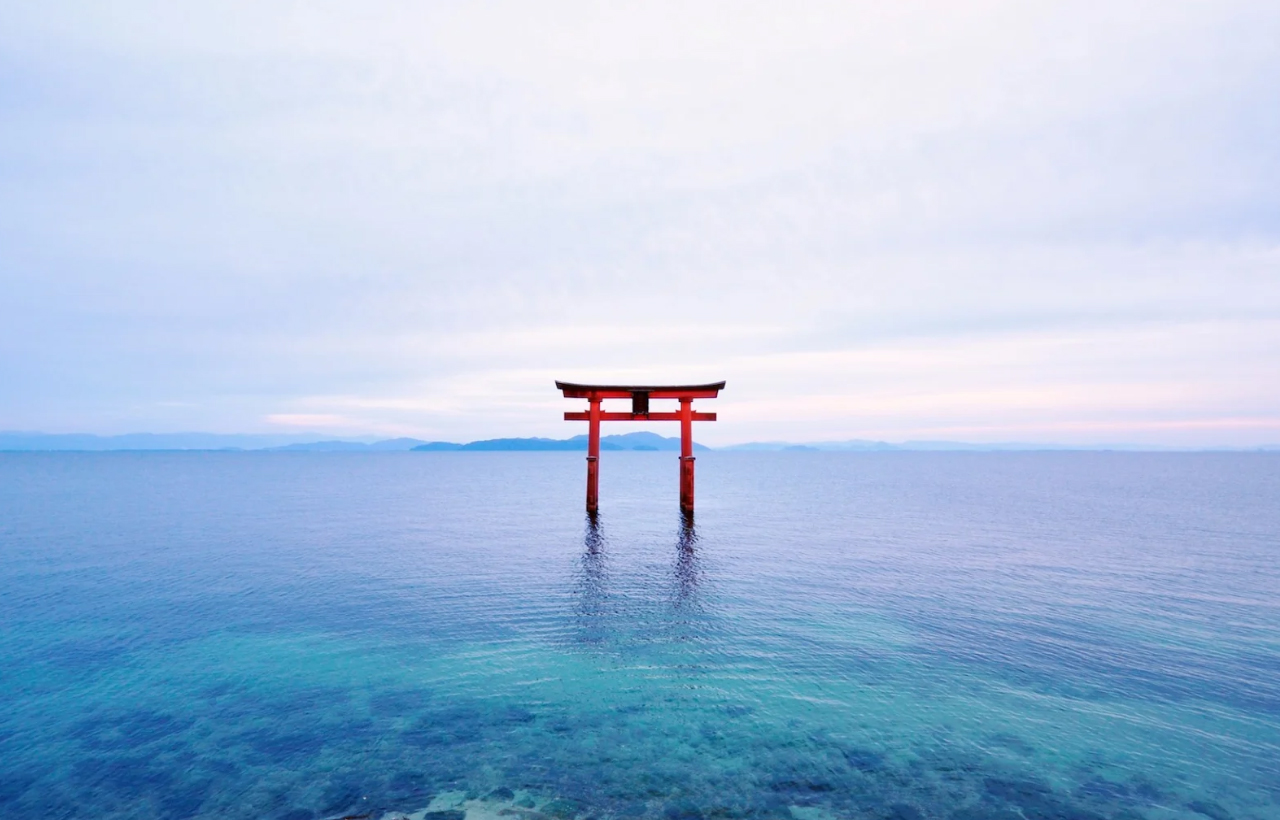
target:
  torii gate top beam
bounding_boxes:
[555,381,726,400]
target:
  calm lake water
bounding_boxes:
[1,452,1277,820]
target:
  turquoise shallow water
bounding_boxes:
[0,451,1277,820]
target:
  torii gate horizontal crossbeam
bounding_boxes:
[564,412,717,422]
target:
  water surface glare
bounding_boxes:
[1,452,1277,820]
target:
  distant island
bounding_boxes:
[1,431,1276,453]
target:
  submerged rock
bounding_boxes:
[1074,778,1129,801]
[949,807,1021,820]
[982,778,1107,820]
[843,748,885,773]
[982,777,1051,802]
[543,797,584,818]
[1187,800,1232,820]
[662,797,703,820]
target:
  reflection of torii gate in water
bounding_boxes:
[556,380,726,513]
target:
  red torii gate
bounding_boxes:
[556,380,726,514]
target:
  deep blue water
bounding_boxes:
[1,452,1277,820]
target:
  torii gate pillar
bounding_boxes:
[586,397,601,512]
[679,398,695,511]
[557,381,726,513]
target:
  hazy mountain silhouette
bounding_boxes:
[414,432,709,452]
[4,431,1275,453]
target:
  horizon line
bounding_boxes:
[2,430,1278,453]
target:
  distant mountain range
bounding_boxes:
[410,432,708,452]
[1,431,1275,452]
[721,440,1280,452]
[0,431,706,452]
[0,432,351,451]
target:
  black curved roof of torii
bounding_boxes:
[555,381,726,399]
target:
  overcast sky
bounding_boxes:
[2,1,1278,445]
